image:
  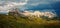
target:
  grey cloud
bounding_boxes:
[26,0,60,6]
[0,0,28,10]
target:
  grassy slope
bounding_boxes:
[0,14,60,28]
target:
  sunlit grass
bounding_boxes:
[0,14,60,28]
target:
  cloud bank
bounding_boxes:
[0,0,60,10]
[21,11,57,18]
[0,0,28,12]
[0,0,60,16]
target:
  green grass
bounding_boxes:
[0,14,60,28]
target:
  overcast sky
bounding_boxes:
[0,0,60,16]
[0,0,60,10]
